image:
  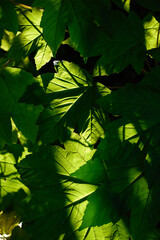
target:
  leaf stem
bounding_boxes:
[11,1,32,9]
[0,59,12,71]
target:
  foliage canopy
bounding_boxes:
[0,0,160,239]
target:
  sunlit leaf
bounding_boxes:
[0,151,27,198]
[17,145,98,239]
[144,14,160,50]
[38,61,109,144]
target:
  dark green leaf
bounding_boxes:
[95,11,145,74]
[0,68,43,142]
[0,0,18,34]
[135,0,160,12]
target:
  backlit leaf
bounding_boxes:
[38,61,109,144]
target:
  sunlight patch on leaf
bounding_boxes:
[144,14,160,50]
[0,152,28,198]
[38,61,108,144]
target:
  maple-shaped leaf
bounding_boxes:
[17,144,98,239]
[33,0,101,56]
[37,61,109,144]
[94,11,146,74]
[93,120,160,239]
[0,67,43,142]
[95,67,160,239]
[98,67,160,128]
[9,8,53,70]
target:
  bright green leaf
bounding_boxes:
[144,14,160,50]
[38,61,109,144]
[0,151,27,198]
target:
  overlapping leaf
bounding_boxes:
[0,67,43,142]
[0,151,27,198]
[9,8,53,70]
[94,11,146,74]
[94,67,160,239]
[15,132,132,239]
[33,0,102,56]
[16,141,97,239]
[38,61,109,144]
[1,1,160,240]
[98,67,160,126]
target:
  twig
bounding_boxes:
[11,1,32,9]
[0,59,12,71]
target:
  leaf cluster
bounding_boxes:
[0,0,160,239]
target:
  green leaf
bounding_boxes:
[0,0,18,34]
[148,47,160,62]
[130,176,160,240]
[34,0,100,56]
[95,67,160,239]
[97,122,148,193]
[1,30,15,52]
[0,108,12,150]
[9,8,42,61]
[112,0,130,12]
[0,151,27,198]
[79,185,113,229]
[38,61,109,144]
[17,145,98,239]
[144,14,160,50]
[98,68,160,126]
[71,157,106,184]
[34,38,53,70]
[0,67,43,142]
[53,131,96,175]
[95,11,145,74]
[9,8,52,70]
